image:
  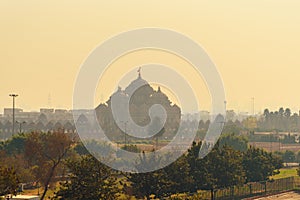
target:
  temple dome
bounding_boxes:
[124,76,149,96]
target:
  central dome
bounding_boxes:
[124,72,149,96]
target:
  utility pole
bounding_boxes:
[9,94,18,136]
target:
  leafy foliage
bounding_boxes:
[128,142,283,199]
[242,146,282,182]
[0,133,27,155]
[259,107,300,132]
[25,131,74,200]
[0,166,19,196]
[218,133,248,152]
[53,155,119,200]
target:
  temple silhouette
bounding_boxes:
[95,68,181,141]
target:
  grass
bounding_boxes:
[22,188,55,199]
[271,167,298,179]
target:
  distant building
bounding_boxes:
[95,69,181,141]
[4,108,23,116]
[40,108,54,114]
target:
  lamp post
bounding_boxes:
[16,121,26,133]
[9,94,18,135]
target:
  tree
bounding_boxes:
[186,142,245,199]
[284,108,291,118]
[259,107,298,132]
[218,133,248,152]
[0,133,35,184]
[242,146,282,182]
[25,131,74,200]
[200,144,245,200]
[282,150,296,163]
[2,133,27,155]
[264,109,270,119]
[162,155,193,196]
[242,117,257,130]
[222,120,242,135]
[0,166,19,196]
[129,151,165,199]
[279,107,284,116]
[209,145,245,188]
[186,142,212,192]
[53,155,119,200]
[0,152,35,184]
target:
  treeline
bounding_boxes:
[126,142,282,199]
[259,108,300,132]
[0,132,283,200]
[196,107,300,135]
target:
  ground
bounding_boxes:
[270,167,298,179]
[252,191,300,200]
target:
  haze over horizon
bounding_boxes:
[1,1,300,114]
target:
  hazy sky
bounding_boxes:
[1,0,300,114]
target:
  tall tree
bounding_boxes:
[186,142,212,192]
[242,146,282,182]
[25,131,74,200]
[0,166,19,197]
[53,155,119,200]
[218,133,248,152]
[186,142,245,200]
[129,151,166,199]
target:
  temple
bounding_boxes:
[95,68,181,141]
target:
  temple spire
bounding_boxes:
[137,67,142,78]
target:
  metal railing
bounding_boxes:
[191,176,298,200]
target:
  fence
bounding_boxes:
[194,176,300,200]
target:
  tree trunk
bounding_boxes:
[40,163,57,200]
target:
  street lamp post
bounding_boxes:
[9,94,18,136]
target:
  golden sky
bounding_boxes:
[1,0,300,114]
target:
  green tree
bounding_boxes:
[0,166,19,196]
[209,145,245,188]
[218,133,248,152]
[0,134,35,185]
[53,155,119,200]
[282,150,296,162]
[222,120,242,135]
[129,151,165,199]
[242,146,282,182]
[162,155,193,196]
[186,142,212,192]
[186,142,245,199]
[2,133,27,155]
